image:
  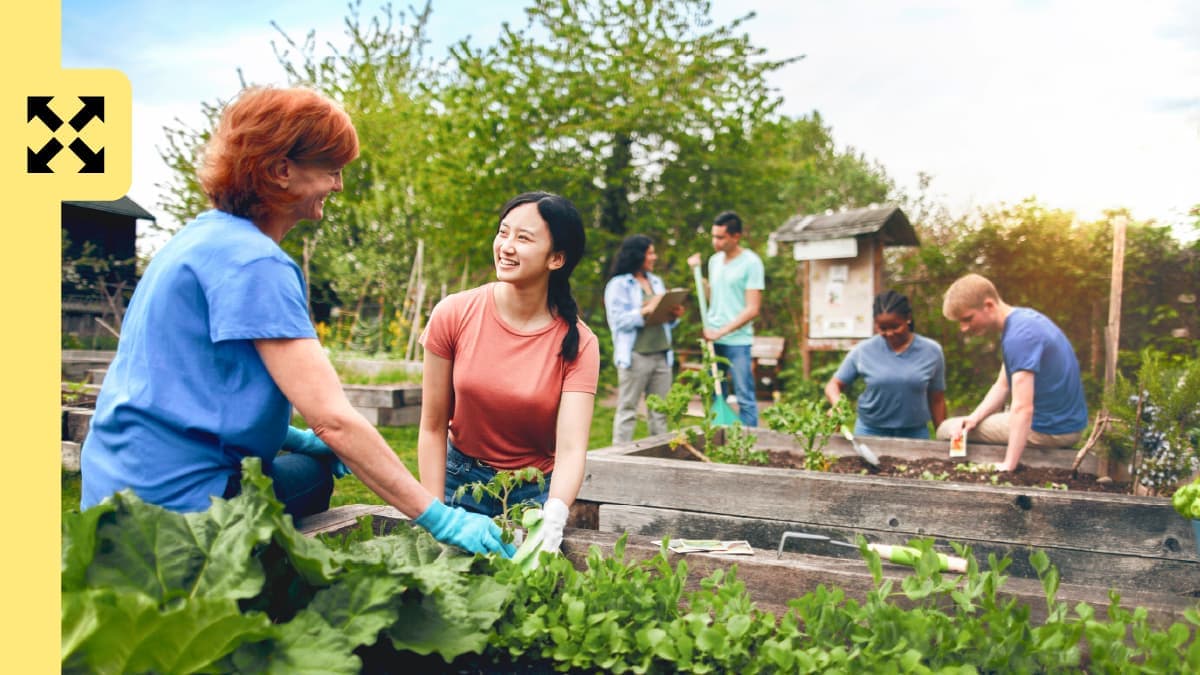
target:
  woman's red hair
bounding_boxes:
[198,86,359,223]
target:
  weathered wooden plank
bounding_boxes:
[560,528,1196,628]
[579,454,1195,560]
[62,407,93,444]
[727,428,1097,473]
[62,441,81,473]
[352,406,382,426]
[342,384,407,408]
[379,406,421,427]
[599,504,1200,596]
[296,504,394,536]
[596,428,1096,473]
[302,506,1196,626]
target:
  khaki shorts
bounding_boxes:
[935,412,1081,448]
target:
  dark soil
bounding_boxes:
[765,450,1132,494]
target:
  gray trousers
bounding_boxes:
[613,351,673,443]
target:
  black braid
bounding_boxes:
[550,270,581,361]
[874,290,916,332]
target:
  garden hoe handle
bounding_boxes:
[868,544,968,573]
[691,263,709,329]
[692,262,721,394]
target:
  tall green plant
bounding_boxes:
[1104,348,1200,494]
[762,397,853,471]
[646,341,762,465]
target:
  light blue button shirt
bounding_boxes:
[603,272,677,369]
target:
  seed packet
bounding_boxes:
[949,434,967,458]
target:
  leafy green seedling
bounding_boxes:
[453,467,546,544]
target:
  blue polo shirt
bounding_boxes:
[834,334,946,429]
[81,210,316,513]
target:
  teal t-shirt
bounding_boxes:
[706,248,765,346]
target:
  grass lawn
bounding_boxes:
[61,398,644,516]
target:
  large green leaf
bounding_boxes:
[61,498,114,591]
[62,589,270,674]
[306,571,405,648]
[388,574,510,660]
[225,609,361,675]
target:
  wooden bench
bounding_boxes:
[678,336,786,399]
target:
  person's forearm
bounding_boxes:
[416,426,448,501]
[824,379,844,407]
[928,391,947,429]
[715,306,759,338]
[547,444,586,508]
[309,407,433,517]
[255,338,435,518]
[547,392,593,507]
[969,381,1008,424]
[1003,403,1033,469]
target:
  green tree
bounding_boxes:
[437,0,803,314]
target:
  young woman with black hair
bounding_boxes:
[417,192,600,555]
[824,290,948,439]
[603,234,684,443]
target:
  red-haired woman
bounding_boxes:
[80,87,511,557]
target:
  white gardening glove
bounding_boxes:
[539,497,569,553]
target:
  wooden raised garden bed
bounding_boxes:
[576,429,1200,598]
[297,505,1196,627]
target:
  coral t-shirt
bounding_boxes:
[421,283,600,473]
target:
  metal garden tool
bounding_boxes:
[840,425,880,467]
[777,531,968,573]
[692,263,739,427]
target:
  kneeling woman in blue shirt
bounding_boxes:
[824,291,947,439]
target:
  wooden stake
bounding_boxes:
[679,439,713,463]
[1071,412,1112,474]
[1099,216,1127,479]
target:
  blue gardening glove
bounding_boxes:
[414,500,517,558]
[283,426,352,479]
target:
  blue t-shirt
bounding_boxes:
[834,334,946,429]
[1001,307,1088,435]
[81,210,317,513]
[707,249,765,346]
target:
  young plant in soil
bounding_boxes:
[646,341,765,466]
[453,467,546,544]
[762,396,854,471]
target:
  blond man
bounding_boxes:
[936,274,1087,471]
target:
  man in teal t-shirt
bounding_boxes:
[687,211,766,426]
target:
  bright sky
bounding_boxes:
[62,0,1200,249]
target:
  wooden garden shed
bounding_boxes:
[61,196,156,341]
[767,204,919,377]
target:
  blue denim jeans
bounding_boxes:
[713,343,757,427]
[225,452,335,518]
[444,440,549,518]
[854,419,931,439]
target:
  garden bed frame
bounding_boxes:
[296,505,1196,627]
[576,430,1199,597]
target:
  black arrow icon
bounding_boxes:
[69,96,105,132]
[27,96,63,131]
[69,138,105,173]
[28,138,63,173]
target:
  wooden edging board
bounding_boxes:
[596,503,1200,597]
[295,506,1195,628]
[578,431,1198,593]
